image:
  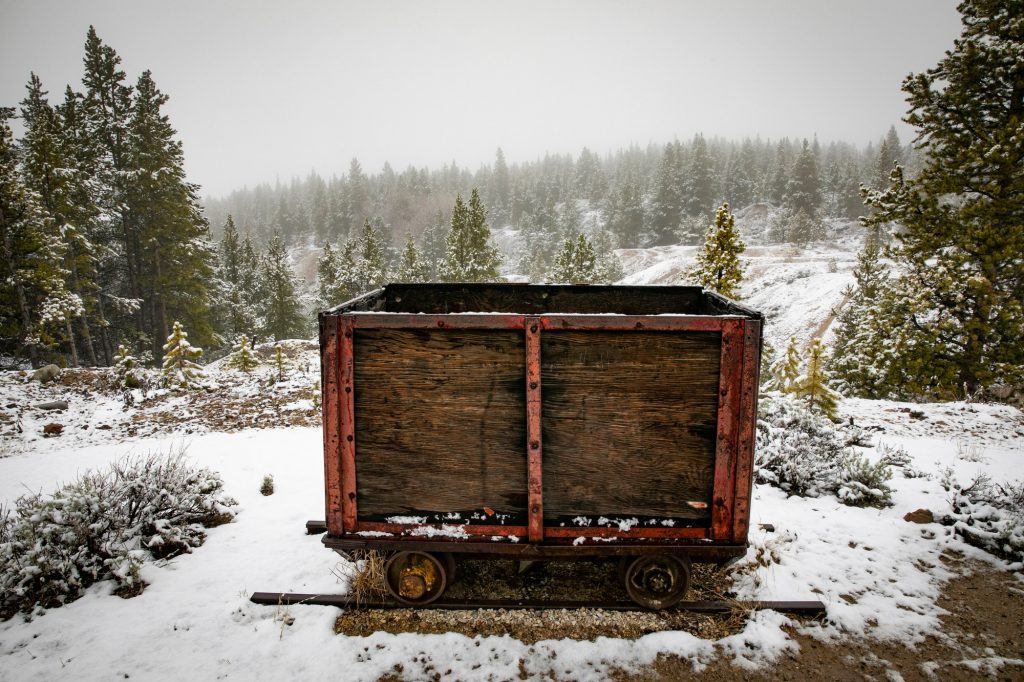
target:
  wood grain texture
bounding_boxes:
[540,331,721,520]
[353,328,528,517]
[711,320,743,540]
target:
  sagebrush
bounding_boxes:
[0,450,237,619]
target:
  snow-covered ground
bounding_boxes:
[1,238,1023,680]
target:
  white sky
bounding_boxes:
[1,0,962,197]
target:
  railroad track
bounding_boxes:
[249,592,826,615]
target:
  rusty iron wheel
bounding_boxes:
[623,554,691,610]
[384,551,448,605]
[438,552,457,583]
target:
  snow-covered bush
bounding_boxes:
[756,393,846,497]
[941,470,1024,565]
[0,450,237,619]
[836,451,893,508]
[756,393,893,507]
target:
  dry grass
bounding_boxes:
[333,550,388,606]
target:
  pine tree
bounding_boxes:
[219,216,242,287]
[396,235,429,283]
[260,233,305,340]
[548,233,599,284]
[860,1,1024,396]
[605,174,644,248]
[831,240,892,398]
[793,338,841,420]
[316,242,340,309]
[127,70,217,361]
[227,334,258,373]
[273,344,288,383]
[767,336,802,393]
[592,229,623,283]
[488,147,511,224]
[767,140,790,205]
[161,320,203,389]
[420,209,449,280]
[683,135,715,218]
[0,108,74,365]
[352,219,388,293]
[113,344,141,388]
[439,189,501,282]
[786,139,822,216]
[650,142,684,245]
[690,203,745,299]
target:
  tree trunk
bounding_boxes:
[0,215,38,366]
[79,316,98,366]
[65,318,79,367]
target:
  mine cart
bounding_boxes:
[318,283,762,609]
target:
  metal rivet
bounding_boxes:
[530,440,539,450]
[530,324,538,333]
[529,381,538,390]
[347,435,353,442]
[345,331,352,338]
[345,387,351,393]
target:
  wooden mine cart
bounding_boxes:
[319,283,762,609]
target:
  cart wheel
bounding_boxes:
[384,551,449,605]
[623,555,691,610]
[617,556,633,582]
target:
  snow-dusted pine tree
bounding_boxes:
[396,235,429,283]
[690,203,745,299]
[351,219,388,293]
[831,240,891,397]
[113,344,141,388]
[793,338,840,420]
[227,334,258,373]
[859,0,1024,397]
[548,233,599,284]
[767,336,801,393]
[260,233,305,341]
[161,321,203,389]
[439,189,501,282]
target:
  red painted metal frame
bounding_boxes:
[710,319,745,541]
[525,317,544,543]
[732,319,761,542]
[321,316,344,537]
[339,317,358,533]
[327,310,757,547]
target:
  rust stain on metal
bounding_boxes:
[339,316,358,533]
[320,316,343,537]
[732,319,761,543]
[710,318,743,541]
[526,317,544,543]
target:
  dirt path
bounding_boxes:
[630,554,1024,681]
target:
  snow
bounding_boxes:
[2,236,1023,678]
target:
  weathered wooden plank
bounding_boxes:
[732,319,761,543]
[350,313,526,330]
[540,315,730,332]
[320,315,343,536]
[540,331,721,520]
[544,526,708,540]
[525,318,544,543]
[711,319,743,540]
[339,317,358,533]
[381,283,707,316]
[353,329,528,517]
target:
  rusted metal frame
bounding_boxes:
[325,287,386,315]
[539,315,734,332]
[710,319,744,541]
[339,316,358,534]
[544,527,707,540]
[732,319,761,543]
[353,520,527,538]
[251,592,826,615]
[321,316,344,537]
[347,313,526,329]
[323,535,747,559]
[525,317,544,543]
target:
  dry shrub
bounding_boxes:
[333,550,388,604]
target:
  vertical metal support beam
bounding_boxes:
[711,319,743,540]
[321,315,343,536]
[732,319,761,543]
[525,317,544,543]
[339,316,358,534]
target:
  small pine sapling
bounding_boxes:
[260,475,274,496]
[548,233,599,284]
[227,334,259,373]
[113,344,142,389]
[793,338,841,420]
[161,321,204,390]
[273,344,287,383]
[689,203,745,299]
[767,336,801,393]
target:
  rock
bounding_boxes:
[36,400,69,411]
[42,422,64,437]
[30,364,61,383]
[904,508,934,524]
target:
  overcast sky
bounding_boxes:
[1,0,962,198]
